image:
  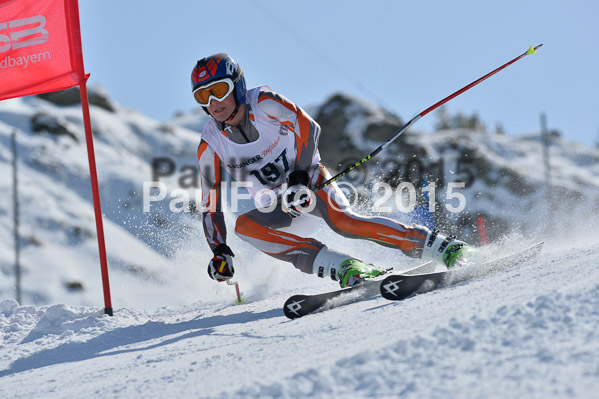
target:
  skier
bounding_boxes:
[193,53,467,288]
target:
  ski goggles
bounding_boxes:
[193,78,235,106]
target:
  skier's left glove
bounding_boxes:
[208,244,235,282]
[282,170,313,218]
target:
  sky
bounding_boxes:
[78,0,599,147]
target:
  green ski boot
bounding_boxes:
[337,259,385,288]
[422,229,469,268]
[312,247,385,288]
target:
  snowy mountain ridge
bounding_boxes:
[0,88,211,309]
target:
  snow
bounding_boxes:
[1,90,599,397]
[1,234,599,398]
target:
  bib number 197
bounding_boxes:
[249,148,290,185]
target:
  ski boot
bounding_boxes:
[337,259,385,288]
[422,229,468,268]
[312,247,385,288]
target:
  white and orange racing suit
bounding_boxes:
[198,86,429,273]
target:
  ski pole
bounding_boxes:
[227,280,244,304]
[314,44,543,192]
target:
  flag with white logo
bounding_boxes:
[0,0,86,100]
[1,0,113,316]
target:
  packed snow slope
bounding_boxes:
[1,233,599,398]
[1,87,599,397]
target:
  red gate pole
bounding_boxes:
[79,77,113,316]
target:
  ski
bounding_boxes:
[380,241,544,301]
[283,261,436,319]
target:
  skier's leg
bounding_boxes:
[312,170,429,257]
[234,204,381,287]
[234,206,324,273]
[312,164,467,267]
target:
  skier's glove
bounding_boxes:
[208,244,235,282]
[282,170,313,218]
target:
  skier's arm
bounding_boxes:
[257,90,321,176]
[197,140,227,251]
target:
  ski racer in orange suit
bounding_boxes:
[193,53,467,288]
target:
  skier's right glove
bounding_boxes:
[282,170,313,218]
[207,244,235,282]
